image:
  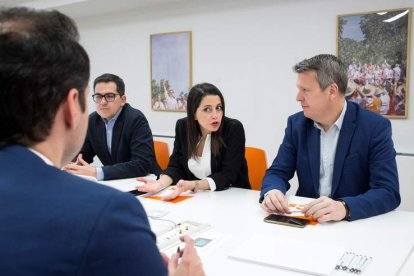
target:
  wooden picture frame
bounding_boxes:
[337,8,412,118]
[150,31,192,112]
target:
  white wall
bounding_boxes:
[77,0,413,207]
[397,155,414,211]
[78,0,414,159]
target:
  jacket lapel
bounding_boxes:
[331,102,357,196]
[307,121,321,196]
[97,120,112,163]
[110,106,126,161]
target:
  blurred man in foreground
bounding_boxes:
[0,7,204,276]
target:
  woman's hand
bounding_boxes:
[136,177,168,193]
[162,180,195,201]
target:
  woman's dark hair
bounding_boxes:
[186,83,225,159]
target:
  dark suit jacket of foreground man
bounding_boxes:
[0,145,167,275]
[80,103,160,179]
[261,101,400,221]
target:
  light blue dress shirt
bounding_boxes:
[96,107,123,180]
[313,101,347,197]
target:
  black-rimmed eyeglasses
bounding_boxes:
[92,93,120,103]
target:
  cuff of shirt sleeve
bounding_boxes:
[264,189,279,197]
[205,177,216,191]
[96,167,104,181]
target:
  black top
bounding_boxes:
[164,116,250,190]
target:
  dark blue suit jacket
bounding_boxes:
[80,103,160,180]
[260,101,400,221]
[0,145,167,275]
[164,117,250,190]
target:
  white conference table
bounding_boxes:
[100,178,414,276]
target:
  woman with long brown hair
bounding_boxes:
[136,83,250,200]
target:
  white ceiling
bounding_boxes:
[0,0,213,19]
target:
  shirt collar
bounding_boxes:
[28,147,54,166]
[314,100,347,131]
[103,106,123,124]
[334,100,347,131]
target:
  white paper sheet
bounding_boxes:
[229,234,344,276]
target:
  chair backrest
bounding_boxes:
[153,140,170,170]
[245,146,267,191]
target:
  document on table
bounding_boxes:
[98,179,139,192]
[98,175,156,192]
[229,233,413,275]
[229,234,345,276]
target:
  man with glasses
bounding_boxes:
[65,73,160,180]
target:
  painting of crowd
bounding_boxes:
[151,79,188,111]
[345,61,406,116]
[338,8,411,118]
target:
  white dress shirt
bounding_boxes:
[187,134,217,191]
[28,148,53,166]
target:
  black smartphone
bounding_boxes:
[264,214,309,228]
[128,189,147,197]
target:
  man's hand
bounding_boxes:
[63,154,97,177]
[161,235,205,276]
[74,153,84,165]
[302,196,346,222]
[261,189,290,214]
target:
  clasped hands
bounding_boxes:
[261,189,347,222]
[136,178,198,201]
[63,154,97,177]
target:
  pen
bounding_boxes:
[176,246,183,258]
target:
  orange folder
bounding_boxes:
[143,195,193,203]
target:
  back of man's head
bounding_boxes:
[0,7,79,40]
[0,7,90,146]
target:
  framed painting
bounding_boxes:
[337,8,412,118]
[150,31,192,112]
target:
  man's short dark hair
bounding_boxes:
[0,7,79,40]
[93,73,125,96]
[293,54,348,95]
[0,7,90,146]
